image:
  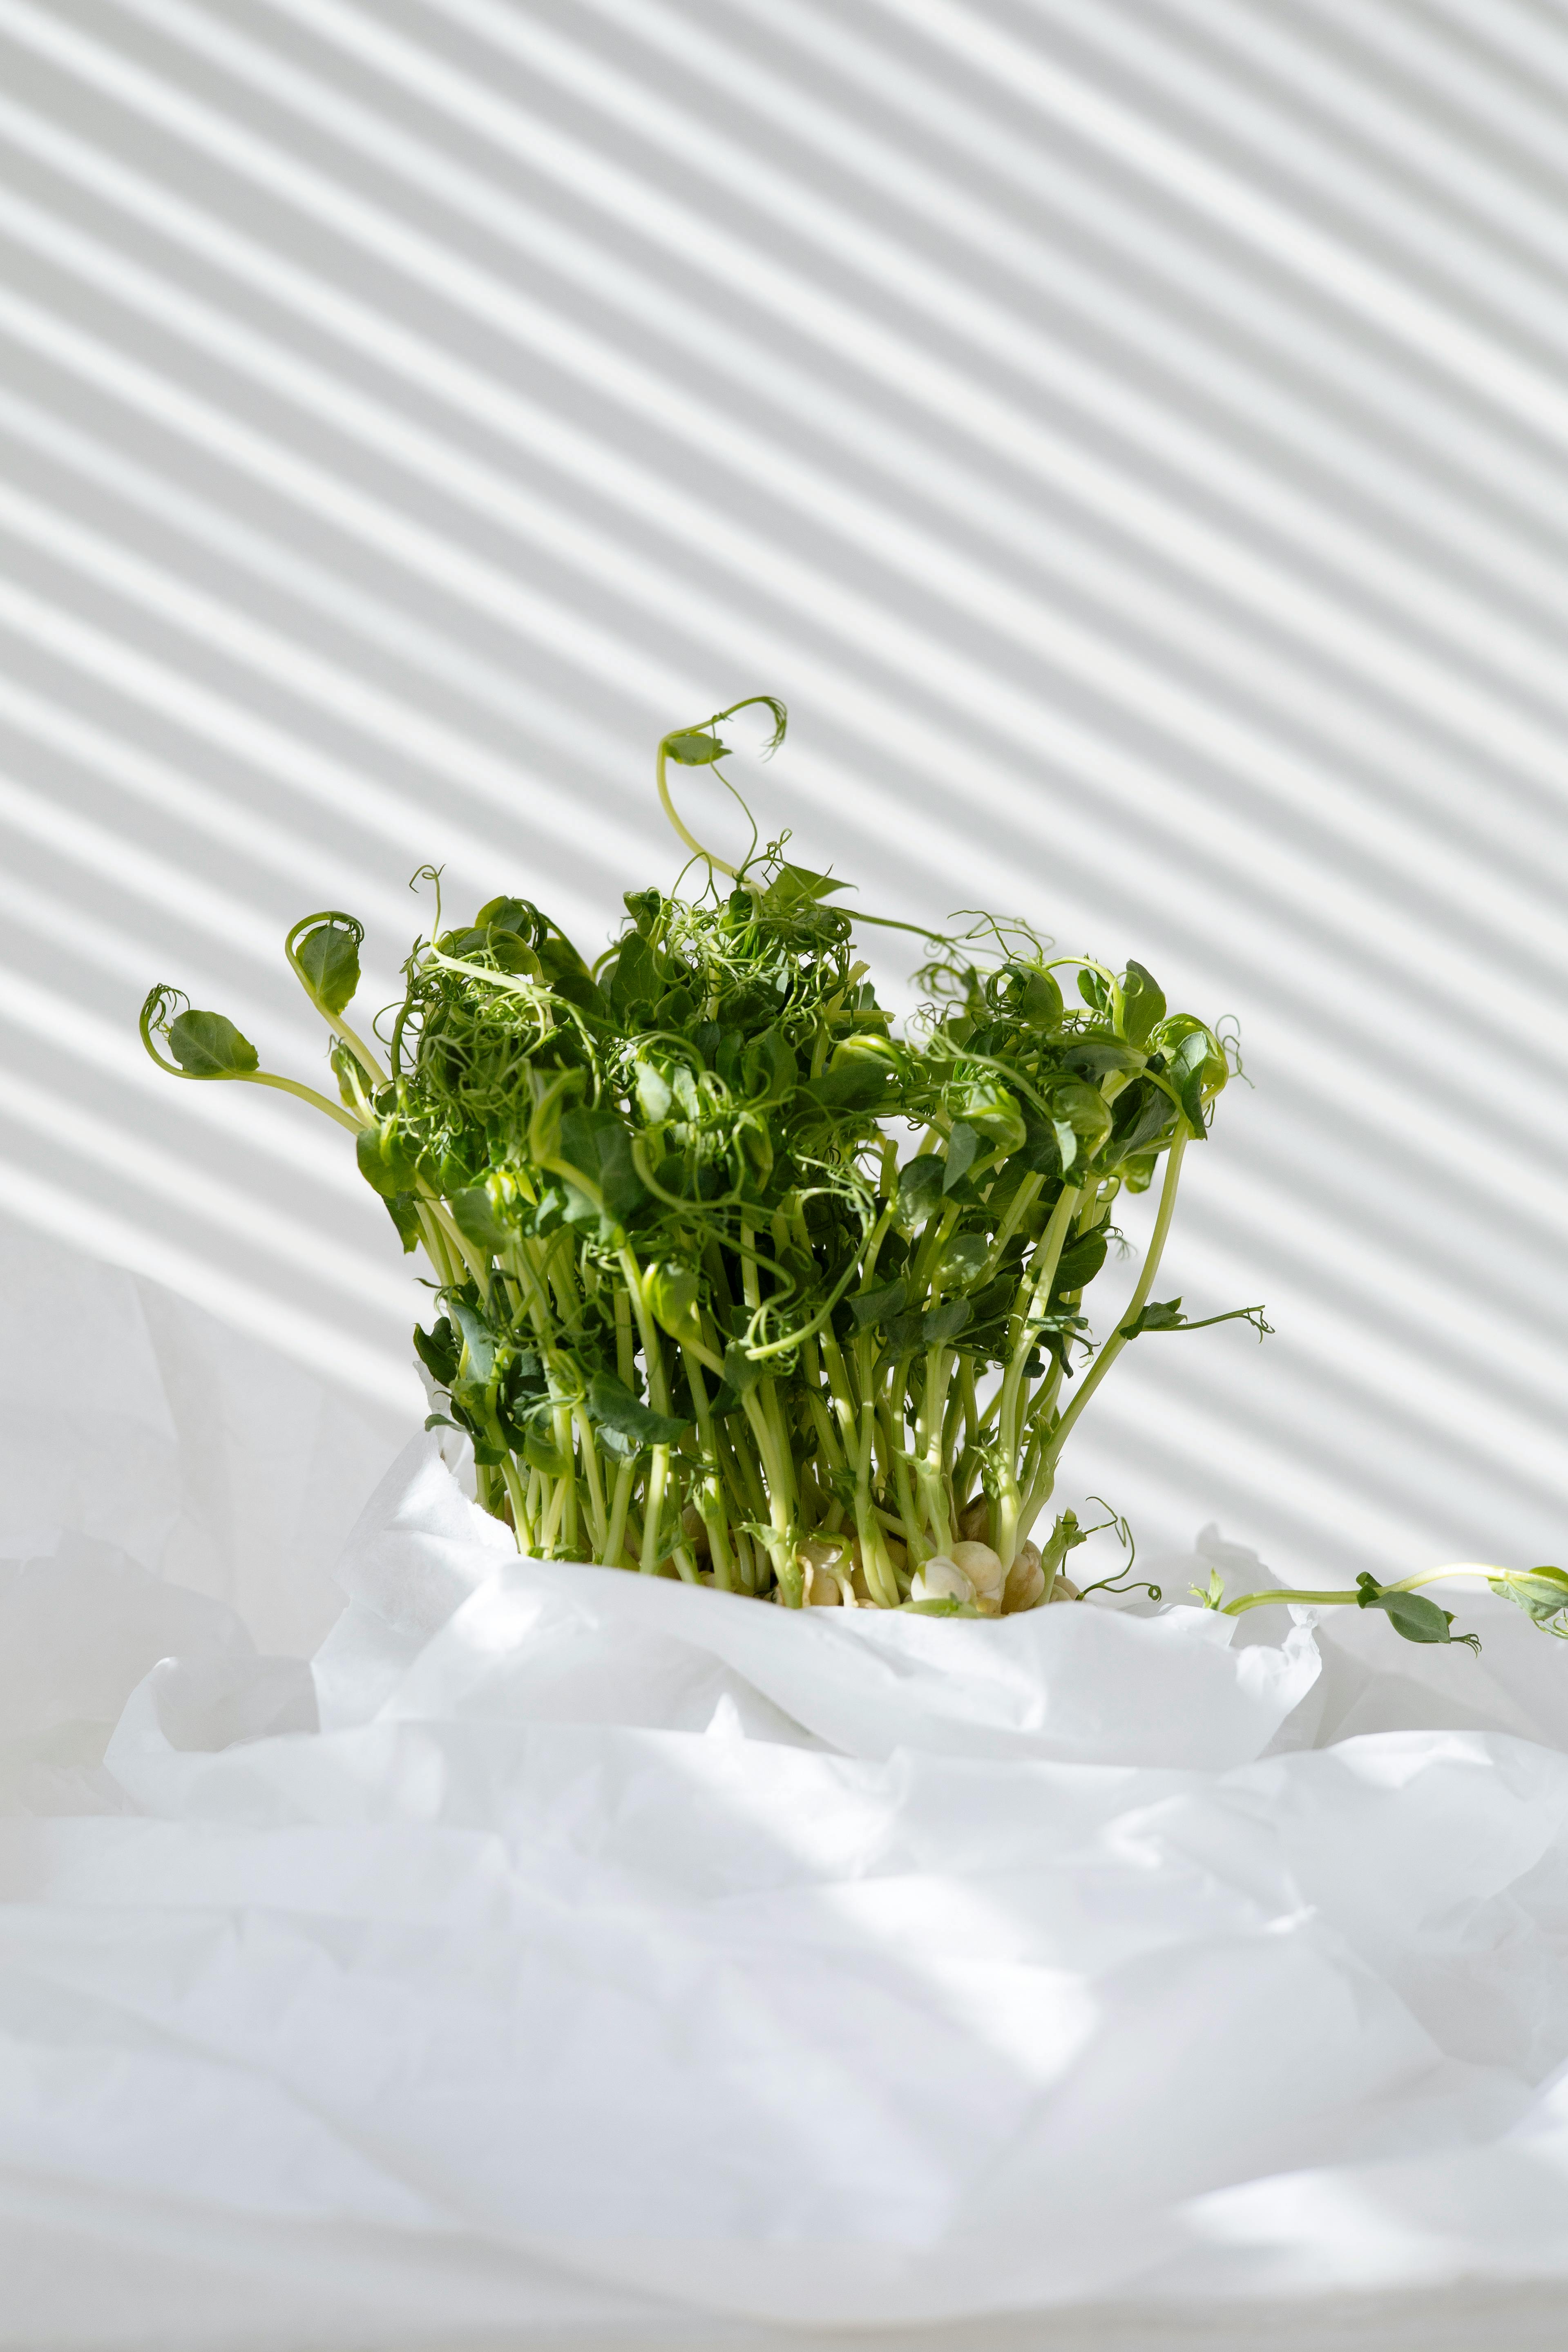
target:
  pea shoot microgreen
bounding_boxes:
[139,702,1563,1643]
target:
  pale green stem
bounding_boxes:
[999,1186,1081,1457]
[243,1071,366,1132]
[280,953,389,1088]
[414,1204,458,1290]
[804,1385,847,1479]
[617,1248,670,1414]
[538,1475,566,1555]
[639,1445,670,1574]
[741,1387,800,1602]
[820,1330,860,1437]
[993,1184,1080,1567]
[681,1345,735,1592]
[603,1460,636,1568]
[573,1422,608,1557]
[1223,1563,1518,1617]
[552,1402,579,1556]
[981,1169,1044,1277]
[1043,1130,1187,1474]
[499,1457,532,1553]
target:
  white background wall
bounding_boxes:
[2,0,1567,1595]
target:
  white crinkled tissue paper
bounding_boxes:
[7,1227,1568,2349]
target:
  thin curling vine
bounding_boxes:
[139,702,1565,1644]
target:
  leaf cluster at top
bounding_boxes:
[360,866,1223,1397]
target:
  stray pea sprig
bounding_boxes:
[1204,1561,1568,1653]
[138,703,1562,1644]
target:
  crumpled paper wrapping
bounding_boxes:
[0,1223,405,1661]
[5,1233,1568,2349]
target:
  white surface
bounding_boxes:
[9,1242,1568,2348]
[0,0,1565,1599]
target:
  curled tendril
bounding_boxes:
[138,983,188,1075]
[1213,1014,1250,1086]
[1071,1497,1167,1604]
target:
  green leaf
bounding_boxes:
[712,1026,747,1091]
[665,729,730,765]
[923,1298,971,1342]
[1157,1015,1228,1091]
[882,1307,927,1354]
[609,931,661,1017]
[741,1027,798,1102]
[1109,1080,1173,1160]
[293,918,362,1016]
[766,862,849,910]
[965,1271,1016,1329]
[632,1058,674,1122]
[448,1378,503,1462]
[893,1154,945,1235]
[478,932,543,977]
[1016,1107,1062,1177]
[1018,968,1063,1032]
[1356,1573,1480,1652]
[596,1124,647,1223]
[413,1316,461,1390]
[849,1277,908,1331]
[557,1107,647,1225]
[1120,960,1166,1049]
[1169,1071,1207,1141]
[953,1081,1026,1156]
[450,1297,498,1381]
[523,1427,572,1479]
[559,1182,603,1232]
[810,1057,893,1112]
[537,933,592,987]
[356,1119,424,1201]
[1049,1078,1115,1151]
[936,1232,989,1291]
[448,1185,510,1255]
[1119,1297,1271,1340]
[551,968,607,1019]
[166,1008,259,1078]
[943,1121,980,1191]
[383,1191,422,1253]
[646,1260,705,1350]
[1061,1036,1144,1081]
[1155,1018,1226,1139]
[586,1369,690,1446]
[654,984,696,1029]
[504,1345,545,1393]
[330,1039,367,1111]
[1122,1297,1188,1336]
[1052,1229,1108,1295]
[1494,1567,1568,1638]
[475,895,541,941]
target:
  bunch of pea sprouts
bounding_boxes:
[141,702,1568,1647]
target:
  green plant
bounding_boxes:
[140,701,1564,1642]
